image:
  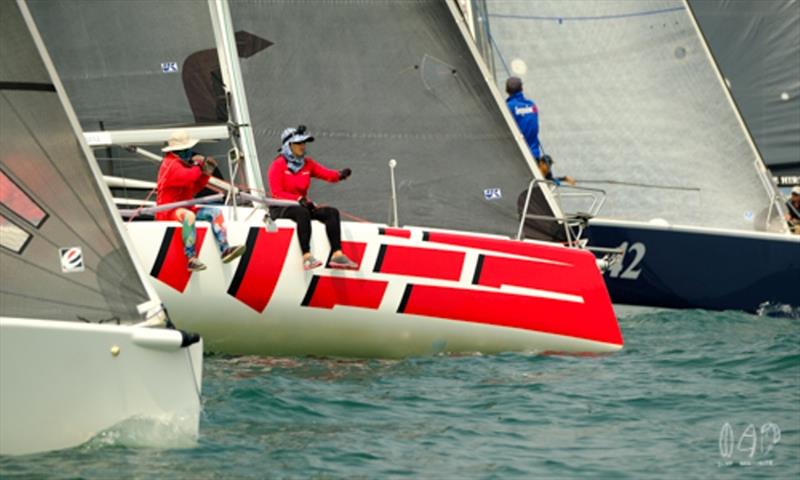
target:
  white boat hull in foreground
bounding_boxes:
[0,318,203,456]
[128,211,623,358]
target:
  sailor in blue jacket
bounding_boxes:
[505,76,541,160]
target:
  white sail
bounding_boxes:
[483,0,778,231]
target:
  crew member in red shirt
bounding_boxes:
[156,130,245,271]
[267,125,356,270]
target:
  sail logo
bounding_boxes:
[483,188,502,200]
[59,247,85,273]
[161,62,179,74]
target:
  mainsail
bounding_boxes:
[689,0,800,180]
[0,0,157,323]
[226,0,549,235]
[484,0,778,231]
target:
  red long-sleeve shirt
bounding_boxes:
[268,155,341,201]
[155,152,210,220]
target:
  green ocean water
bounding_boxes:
[1,309,798,479]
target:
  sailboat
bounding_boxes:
[0,0,202,456]
[478,0,800,313]
[27,0,623,357]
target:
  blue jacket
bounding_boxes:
[506,91,541,159]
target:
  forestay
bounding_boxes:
[485,0,775,231]
[0,0,155,323]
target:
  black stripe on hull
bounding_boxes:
[373,244,388,273]
[227,227,260,297]
[397,284,414,314]
[150,227,175,277]
[300,275,321,307]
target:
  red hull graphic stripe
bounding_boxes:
[402,285,622,345]
[326,240,367,270]
[150,226,207,292]
[474,254,584,296]
[378,227,411,238]
[227,227,293,313]
[302,276,388,310]
[424,231,590,266]
[471,254,618,343]
[374,245,465,281]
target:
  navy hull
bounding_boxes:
[586,220,800,313]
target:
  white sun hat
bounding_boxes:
[162,130,200,152]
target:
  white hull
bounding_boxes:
[0,318,203,456]
[127,208,623,358]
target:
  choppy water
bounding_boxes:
[2,309,798,479]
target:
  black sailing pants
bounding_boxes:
[269,205,342,254]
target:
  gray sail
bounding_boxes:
[30,0,552,236]
[484,0,775,231]
[26,0,242,192]
[0,0,153,323]
[25,0,220,130]
[228,0,544,235]
[688,0,800,182]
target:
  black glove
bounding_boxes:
[298,196,316,211]
[339,168,352,180]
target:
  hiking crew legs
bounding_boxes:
[177,207,230,259]
[270,205,342,254]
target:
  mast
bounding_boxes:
[207,0,264,194]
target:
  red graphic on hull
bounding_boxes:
[302,276,388,310]
[474,254,584,295]
[327,240,367,270]
[150,226,207,292]
[378,227,412,239]
[425,231,590,266]
[227,227,294,312]
[374,244,465,281]
[399,284,622,346]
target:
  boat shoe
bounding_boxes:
[221,245,246,263]
[187,257,207,272]
[303,256,323,271]
[328,254,358,270]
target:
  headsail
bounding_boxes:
[0,0,159,323]
[484,0,778,231]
